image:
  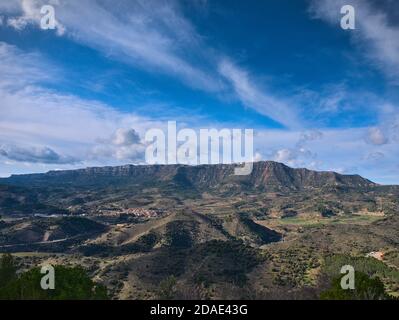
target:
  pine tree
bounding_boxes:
[0,253,17,288]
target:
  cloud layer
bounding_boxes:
[0,41,159,173]
[1,1,399,184]
[0,0,306,128]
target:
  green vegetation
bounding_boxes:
[190,240,263,287]
[316,203,336,217]
[384,250,399,269]
[1,162,399,300]
[158,275,177,300]
[0,253,17,288]
[165,220,197,249]
[322,254,399,295]
[272,214,382,227]
[56,217,107,235]
[270,247,320,287]
[320,271,389,300]
[0,253,108,300]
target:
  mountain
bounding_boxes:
[0,161,393,220]
[0,161,376,191]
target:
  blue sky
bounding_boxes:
[0,0,399,184]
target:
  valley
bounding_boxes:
[1,161,399,299]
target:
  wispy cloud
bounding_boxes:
[0,41,56,89]
[1,41,398,183]
[218,59,302,129]
[0,41,160,173]
[1,0,305,128]
[1,0,65,35]
[309,0,399,83]
[2,1,399,183]
[1,0,220,91]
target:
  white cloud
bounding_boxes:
[273,149,297,164]
[91,128,146,162]
[44,0,220,92]
[0,42,159,174]
[252,126,399,184]
[0,144,77,164]
[365,127,388,145]
[1,0,216,88]
[0,41,56,89]
[112,128,141,146]
[1,1,306,128]
[271,146,317,168]
[4,0,65,35]
[2,3,399,184]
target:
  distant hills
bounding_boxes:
[0,161,377,191]
[1,161,395,219]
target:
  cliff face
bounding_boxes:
[173,161,376,190]
[0,161,376,191]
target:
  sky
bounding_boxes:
[0,0,399,184]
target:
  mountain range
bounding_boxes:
[0,161,377,190]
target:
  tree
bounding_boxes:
[0,264,108,300]
[320,271,389,300]
[0,253,17,288]
[317,203,335,217]
[158,275,177,300]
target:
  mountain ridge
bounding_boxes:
[0,161,377,191]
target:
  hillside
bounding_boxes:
[0,161,398,299]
